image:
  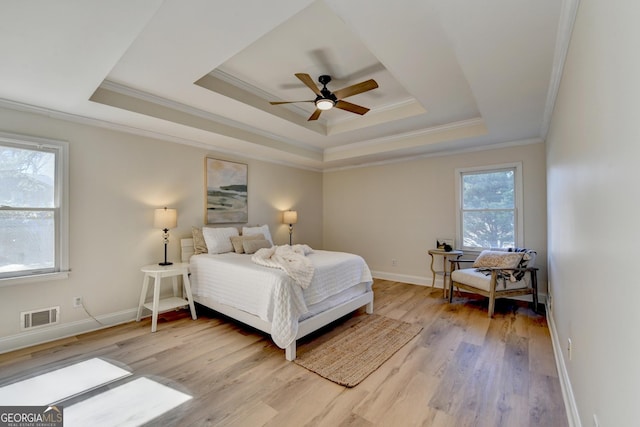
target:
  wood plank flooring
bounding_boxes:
[0,280,567,426]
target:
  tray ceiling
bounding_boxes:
[0,0,570,170]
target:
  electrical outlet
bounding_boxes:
[567,338,572,361]
[392,259,398,267]
[73,296,82,308]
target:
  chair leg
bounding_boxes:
[488,272,497,317]
[531,270,539,313]
[488,297,495,317]
[449,280,454,303]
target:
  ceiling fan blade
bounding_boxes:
[335,100,370,115]
[269,100,314,105]
[295,73,323,96]
[333,79,378,100]
[308,109,322,121]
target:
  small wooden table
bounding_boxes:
[136,263,197,332]
[428,249,463,298]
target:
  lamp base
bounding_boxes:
[159,240,172,266]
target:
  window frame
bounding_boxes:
[0,132,69,286]
[455,162,524,252]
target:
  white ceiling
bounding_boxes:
[0,0,570,171]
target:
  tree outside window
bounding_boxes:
[0,133,68,283]
[459,166,520,250]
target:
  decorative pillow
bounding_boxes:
[473,250,523,269]
[192,227,208,255]
[242,225,273,245]
[202,226,239,254]
[230,233,264,254]
[242,239,272,254]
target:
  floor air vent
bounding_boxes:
[21,306,60,330]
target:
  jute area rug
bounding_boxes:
[294,314,423,387]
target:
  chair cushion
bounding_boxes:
[451,268,529,292]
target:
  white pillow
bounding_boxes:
[242,225,273,245]
[202,227,239,254]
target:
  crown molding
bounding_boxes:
[212,68,316,118]
[540,0,581,138]
[325,117,484,155]
[323,137,543,172]
[100,80,322,154]
[196,72,330,134]
[0,97,323,172]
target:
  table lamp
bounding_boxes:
[283,210,298,246]
[154,207,177,266]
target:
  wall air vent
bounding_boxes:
[20,307,60,330]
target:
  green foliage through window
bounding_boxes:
[461,169,515,249]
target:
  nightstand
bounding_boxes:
[136,262,197,332]
[428,249,463,298]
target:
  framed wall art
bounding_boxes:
[205,157,248,224]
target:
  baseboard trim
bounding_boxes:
[546,301,582,427]
[371,270,548,303]
[0,308,138,354]
[371,271,439,287]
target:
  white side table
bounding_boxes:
[136,263,197,332]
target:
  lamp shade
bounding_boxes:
[283,210,298,225]
[154,207,177,229]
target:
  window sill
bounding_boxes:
[0,271,70,288]
[460,248,483,254]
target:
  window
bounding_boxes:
[0,132,69,284]
[456,163,523,251]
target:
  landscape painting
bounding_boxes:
[205,158,248,224]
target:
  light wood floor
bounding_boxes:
[0,280,567,427]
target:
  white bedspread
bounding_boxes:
[189,250,373,348]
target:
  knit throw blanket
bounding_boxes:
[251,244,315,289]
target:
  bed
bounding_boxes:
[180,237,374,361]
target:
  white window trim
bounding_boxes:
[455,162,524,252]
[0,131,69,287]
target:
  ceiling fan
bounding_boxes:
[270,73,378,121]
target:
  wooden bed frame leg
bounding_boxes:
[285,342,296,361]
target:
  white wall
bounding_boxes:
[0,106,322,350]
[323,142,547,291]
[546,0,640,425]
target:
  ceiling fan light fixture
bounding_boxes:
[272,73,378,120]
[315,98,335,110]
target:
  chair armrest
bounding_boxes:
[448,261,538,271]
[448,259,475,264]
[448,258,473,272]
[477,267,538,272]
